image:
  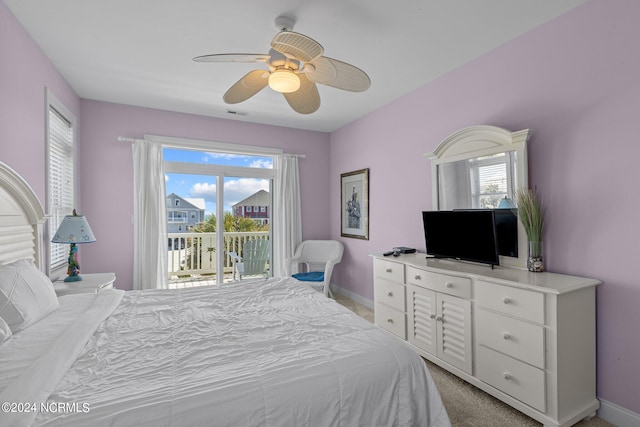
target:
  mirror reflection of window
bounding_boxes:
[469,152,516,209]
[437,151,517,210]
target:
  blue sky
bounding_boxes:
[164,148,272,216]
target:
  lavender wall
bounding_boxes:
[78,100,331,289]
[0,2,80,203]
[330,0,640,415]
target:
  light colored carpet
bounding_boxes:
[334,293,614,427]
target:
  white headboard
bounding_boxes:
[0,161,47,270]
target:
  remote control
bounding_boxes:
[383,250,394,256]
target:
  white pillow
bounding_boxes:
[0,259,59,333]
[0,316,11,344]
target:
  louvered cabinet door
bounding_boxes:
[436,293,472,374]
[406,284,437,355]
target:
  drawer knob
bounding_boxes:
[429,314,436,320]
[503,297,512,304]
[386,268,392,273]
[446,282,453,288]
[436,316,443,322]
[386,318,394,324]
[414,275,421,280]
[503,372,512,381]
[387,291,394,297]
[503,332,511,340]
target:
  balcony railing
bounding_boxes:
[167,217,188,223]
[167,231,269,283]
[167,211,189,223]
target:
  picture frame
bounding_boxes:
[341,168,369,240]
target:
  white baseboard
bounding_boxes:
[598,398,640,427]
[330,283,374,310]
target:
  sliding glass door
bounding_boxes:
[163,147,275,285]
[223,175,272,280]
[165,172,217,283]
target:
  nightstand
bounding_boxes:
[53,273,116,297]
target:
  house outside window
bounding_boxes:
[166,194,205,233]
[232,190,270,225]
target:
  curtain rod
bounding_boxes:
[117,137,139,143]
[117,136,305,158]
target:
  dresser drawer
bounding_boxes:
[477,309,545,369]
[406,266,471,299]
[375,302,406,339]
[374,259,405,284]
[374,278,406,312]
[476,280,544,324]
[477,346,546,412]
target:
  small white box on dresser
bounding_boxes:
[53,272,116,297]
[371,252,600,427]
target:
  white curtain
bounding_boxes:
[272,154,302,277]
[132,140,168,290]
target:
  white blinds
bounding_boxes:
[48,106,75,270]
[469,153,510,209]
[478,162,507,193]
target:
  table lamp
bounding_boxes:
[497,196,516,209]
[51,209,96,282]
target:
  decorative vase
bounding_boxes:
[528,241,544,272]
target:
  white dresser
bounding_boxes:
[372,253,600,427]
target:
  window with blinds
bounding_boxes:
[469,152,513,209]
[47,93,76,273]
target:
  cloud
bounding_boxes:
[203,152,246,161]
[191,178,267,203]
[200,153,273,169]
[191,182,217,201]
[249,159,273,169]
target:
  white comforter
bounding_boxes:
[1,277,449,427]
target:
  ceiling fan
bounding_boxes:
[193,15,371,114]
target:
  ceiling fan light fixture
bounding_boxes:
[268,68,300,93]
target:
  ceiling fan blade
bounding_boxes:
[193,53,270,63]
[271,31,323,63]
[306,56,371,92]
[283,74,320,114]
[223,70,269,104]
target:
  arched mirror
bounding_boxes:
[427,125,533,268]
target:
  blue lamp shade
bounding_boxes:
[51,211,96,282]
[52,214,96,244]
[498,197,516,209]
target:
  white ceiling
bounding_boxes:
[5,0,587,132]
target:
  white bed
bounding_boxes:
[0,161,450,427]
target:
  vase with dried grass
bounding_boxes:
[516,187,545,272]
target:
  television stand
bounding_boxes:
[372,252,600,427]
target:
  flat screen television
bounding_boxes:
[422,210,500,266]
